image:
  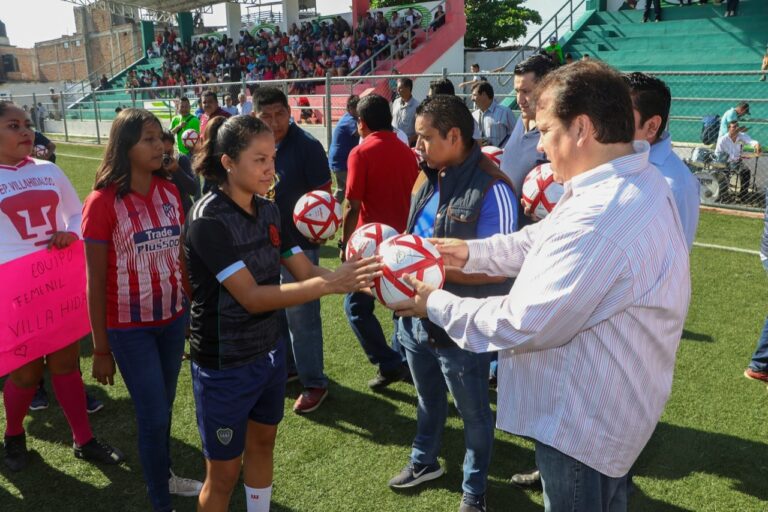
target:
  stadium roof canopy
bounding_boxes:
[61,0,282,22]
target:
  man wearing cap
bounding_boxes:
[719,102,750,137]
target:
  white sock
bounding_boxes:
[245,484,272,512]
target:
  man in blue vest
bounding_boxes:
[386,95,517,512]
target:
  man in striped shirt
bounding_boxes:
[471,82,516,148]
[392,61,691,511]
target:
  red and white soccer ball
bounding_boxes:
[372,234,445,307]
[346,222,399,261]
[521,163,565,221]
[481,145,504,166]
[293,190,342,243]
[33,145,48,158]
[181,129,199,149]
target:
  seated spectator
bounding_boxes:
[719,101,750,137]
[348,49,361,71]
[544,36,564,65]
[430,5,446,31]
[715,121,761,201]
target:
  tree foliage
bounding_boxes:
[368,0,541,49]
[464,0,541,49]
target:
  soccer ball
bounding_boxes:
[346,222,399,261]
[481,145,504,165]
[372,234,445,306]
[521,163,565,221]
[33,145,48,158]
[181,129,199,149]
[293,190,342,243]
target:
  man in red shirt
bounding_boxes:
[339,93,419,388]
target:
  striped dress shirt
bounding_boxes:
[472,101,516,148]
[425,141,691,477]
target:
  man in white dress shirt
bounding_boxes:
[391,60,691,512]
[715,121,761,202]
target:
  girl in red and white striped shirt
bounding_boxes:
[83,109,201,512]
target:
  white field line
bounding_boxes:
[693,242,760,256]
[56,153,102,161]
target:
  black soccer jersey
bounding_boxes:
[185,188,298,370]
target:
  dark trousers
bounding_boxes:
[644,0,661,19]
[726,0,739,12]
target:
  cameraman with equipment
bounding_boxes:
[161,131,199,215]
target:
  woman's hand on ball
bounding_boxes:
[327,255,382,294]
[428,238,469,268]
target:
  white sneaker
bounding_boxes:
[168,469,203,497]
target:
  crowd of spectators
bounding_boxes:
[128,9,435,98]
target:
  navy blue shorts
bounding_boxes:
[191,340,287,460]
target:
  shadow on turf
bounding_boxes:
[5,394,207,512]
[634,420,768,505]
[681,329,715,343]
[292,381,550,509]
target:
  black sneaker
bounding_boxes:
[29,386,49,411]
[4,433,28,472]
[368,365,408,389]
[73,438,125,465]
[459,492,487,512]
[388,461,444,488]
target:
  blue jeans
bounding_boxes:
[108,313,186,512]
[536,441,629,512]
[397,316,494,496]
[344,292,404,374]
[280,248,328,389]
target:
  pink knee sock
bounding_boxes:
[51,371,93,447]
[3,378,37,437]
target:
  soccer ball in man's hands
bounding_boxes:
[521,163,565,221]
[481,145,504,165]
[293,190,342,243]
[346,223,399,260]
[181,129,199,149]
[372,234,445,306]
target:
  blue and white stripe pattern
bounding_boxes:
[426,141,691,478]
[484,181,517,237]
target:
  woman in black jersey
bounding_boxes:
[185,114,380,512]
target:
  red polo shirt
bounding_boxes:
[346,130,418,232]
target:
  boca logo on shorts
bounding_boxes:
[268,223,281,248]
[216,427,233,446]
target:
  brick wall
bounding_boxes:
[36,37,87,82]
[0,47,38,81]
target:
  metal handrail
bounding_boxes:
[242,11,283,25]
[347,0,445,89]
[63,40,144,97]
[496,0,587,86]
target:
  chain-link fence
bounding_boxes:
[19,69,768,211]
